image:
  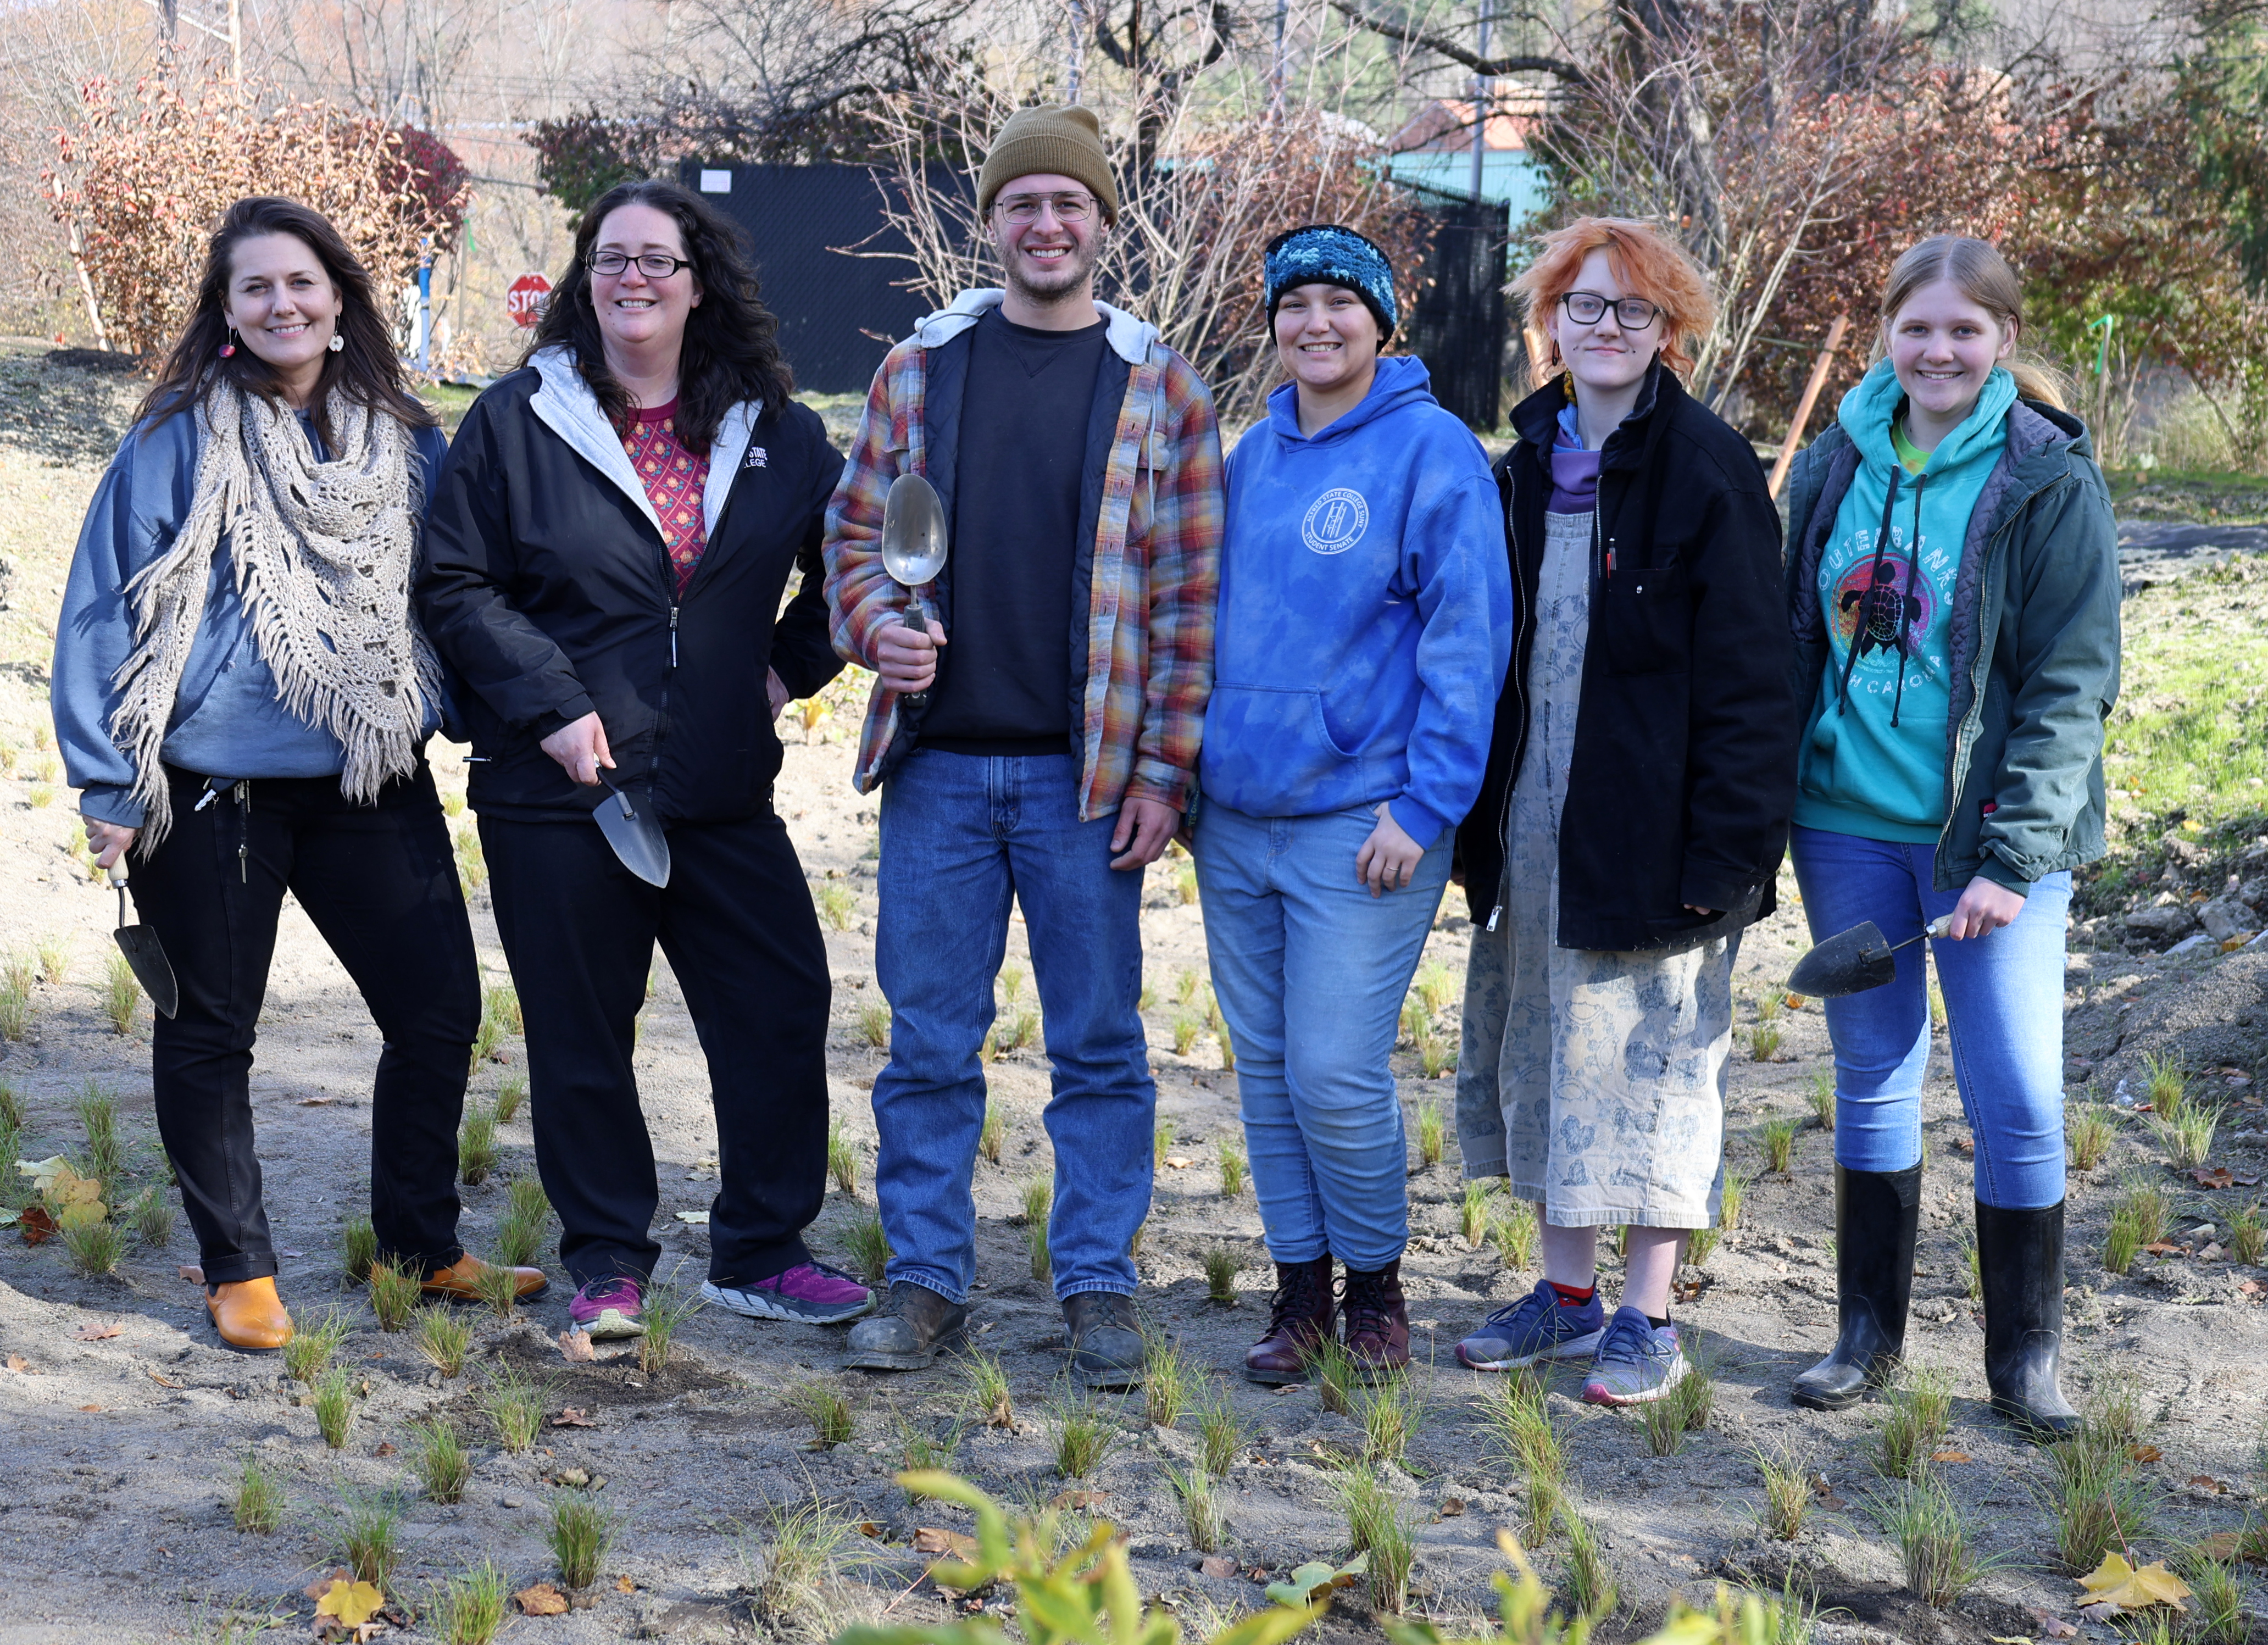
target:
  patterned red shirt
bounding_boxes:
[623,400,709,597]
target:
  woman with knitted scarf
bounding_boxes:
[52,197,538,1354]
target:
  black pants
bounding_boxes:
[134,763,480,1285]
[480,808,830,1289]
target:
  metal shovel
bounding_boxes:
[593,774,671,888]
[1787,914,1954,999]
[880,471,949,708]
[108,870,178,1019]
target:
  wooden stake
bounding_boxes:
[1767,314,1850,500]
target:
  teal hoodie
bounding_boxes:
[1794,359,2017,842]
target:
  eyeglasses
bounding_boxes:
[586,251,694,279]
[1559,291,1660,330]
[995,192,1096,225]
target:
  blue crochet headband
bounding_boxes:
[1264,224,1397,338]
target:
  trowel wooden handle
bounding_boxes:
[1892,915,1955,953]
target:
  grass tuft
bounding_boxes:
[311,1367,355,1449]
[1807,1071,1836,1130]
[1641,1352,1715,1456]
[636,1269,707,1375]
[791,1379,855,1448]
[1354,1375,1420,1466]
[1876,1473,1983,1607]
[744,1494,862,1621]
[413,1304,473,1378]
[232,1453,284,1533]
[1560,1504,1618,1621]
[1479,1370,1564,1541]
[494,1176,552,1269]
[2153,1098,2218,1169]
[333,1486,405,1587]
[470,1255,522,1321]
[1461,1178,1492,1248]
[282,1307,350,1383]
[1754,1444,1813,1541]
[977,1099,1005,1163]
[548,1492,614,1590]
[1216,1138,1246,1197]
[1749,1022,1783,1062]
[827,1118,859,1196]
[1415,1098,1445,1166]
[1050,1391,1117,1478]
[2230,1201,2266,1266]
[2067,1102,2116,1173]
[458,1101,499,1186]
[368,1255,420,1331]
[818,883,857,931]
[410,1416,471,1504]
[340,1215,377,1285]
[61,1216,124,1276]
[492,1074,527,1125]
[1195,1386,1249,1474]
[482,1363,544,1453]
[842,1205,891,1287]
[1872,1365,1955,1480]
[1167,1464,1226,1552]
[1493,1199,1539,1270]
[1759,1116,1798,1174]
[129,1185,173,1248]
[102,953,140,1035]
[963,1349,1015,1429]
[426,1560,509,1645]
[1203,1245,1240,1305]
[1143,1334,1193,1429]
[1314,1337,1354,1416]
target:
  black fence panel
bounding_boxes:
[1399,187,1511,432]
[680,161,968,396]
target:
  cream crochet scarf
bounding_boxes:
[109,380,441,842]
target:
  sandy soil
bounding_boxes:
[0,346,2263,1645]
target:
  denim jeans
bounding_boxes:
[1194,799,1451,1270]
[1788,824,2071,1209]
[871,749,1153,1302]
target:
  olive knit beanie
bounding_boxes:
[977,104,1119,225]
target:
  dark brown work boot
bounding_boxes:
[1244,1254,1335,1384]
[1341,1260,1410,1381]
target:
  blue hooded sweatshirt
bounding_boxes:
[1795,357,2016,842]
[1198,356,1511,849]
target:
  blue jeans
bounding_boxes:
[1194,800,1451,1270]
[871,749,1153,1302]
[1788,824,2070,1209]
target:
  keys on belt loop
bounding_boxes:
[232,780,251,881]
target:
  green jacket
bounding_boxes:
[1782,397,2121,894]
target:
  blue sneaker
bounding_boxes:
[1581,1305,1688,1406]
[1455,1278,1606,1370]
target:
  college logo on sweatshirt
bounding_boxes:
[1301,488,1370,555]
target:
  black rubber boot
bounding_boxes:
[844,1280,969,1371]
[1976,1198,2080,1440]
[1791,1164,1920,1410]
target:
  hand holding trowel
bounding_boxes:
[880,472,949,708]
[1787,914,1955,999]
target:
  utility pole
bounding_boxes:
[1066,0,1088,102]
[1470,5,1491,201]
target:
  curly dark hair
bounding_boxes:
[525,178,794,453]
[138,196,436,447]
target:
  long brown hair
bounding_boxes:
[525,177,794,454]
[138,196,436,447]
[1876,236,2069,409]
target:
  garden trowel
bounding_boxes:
[108,869,177,1019]
[1787,914,1954,999]
[593,774,670,888]
[880,471,949,709]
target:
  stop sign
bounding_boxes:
[506,272,552,329]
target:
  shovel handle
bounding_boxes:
[1891,914,1956,953]
[901,607,931,709]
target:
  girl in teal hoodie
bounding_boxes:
[1195,225,1511,1383]
[1780,237,2120,1437]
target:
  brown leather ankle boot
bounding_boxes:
[206,1276,294,1353]
[1341,1259,1409,1381]
[1244,1254,1335,1384]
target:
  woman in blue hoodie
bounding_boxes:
[1780,237,2118,1437]
[1196,225,1511,1382]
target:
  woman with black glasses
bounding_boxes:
[419,179,871,1341]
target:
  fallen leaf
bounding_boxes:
[78,1404,102,1413]
[2077,1550,2191,1613]
[514,1582,570,1616]
[18,1205,57,1244]
[1952,1136,1976,1154]
[913,1526,979,1559]
[71,1321,123,1341]
[2241,1279,2264,1297]
[1931,1449,1972,1463]
[1199,1555,1237,1579]
[313,1577,385,1630]
[616,1575,636,1593]
[551,1408,596,1427]
[1269,1382,1306,1396]
[305,1569,353,1599]
[1817,1494,1847,1510]
[1265,1555,1365,1608]
[557,1330,595,1363]
[1989,1636,2035,1644]
[1438,1497,1466,1517]
[1785,993,1808,1010]
[2188,1475,2229,1492]
[297,1096,335,1105]
[2128,1444,2163,1464]
[2029,1611,2078,1640]
[1164,1156,1191,1170]
[2197,1532,2244,1560]
[147,1370,182,1388]
[1048,1489,1107,1510]
[674,1210,709,1224]
[856,1521,885,1538]
[4,1354,28,1372]
[2143,1242,2183,1255]
[178,1264,204,1285]
[372,1442,396,1458]
[2192,1166,2238,1189]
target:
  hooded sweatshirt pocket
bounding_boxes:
[1199,683,1363,814]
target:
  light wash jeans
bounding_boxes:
[871,750,1154,1302]
[1194,799,1450,1270]
[1788,824,2071,1209]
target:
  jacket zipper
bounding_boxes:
[1488,464,1544,932]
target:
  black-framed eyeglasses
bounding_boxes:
[994,192,1097,225]
[1560,291,1660,330]
[587,251,694,279]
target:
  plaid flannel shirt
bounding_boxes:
[822,297,1224,819]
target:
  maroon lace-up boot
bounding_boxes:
[1341,1259,1410,1381]
[1244,1254,1336,1384]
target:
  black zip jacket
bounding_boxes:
[1455,364,1797,953]
[416,361,844,824]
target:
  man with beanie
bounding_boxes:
[824,104,1225,1384]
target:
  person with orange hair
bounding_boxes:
[1450,217,1797,1408]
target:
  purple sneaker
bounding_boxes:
[703,1263,873,1325]
[569,1277,645,1340]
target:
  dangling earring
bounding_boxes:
[1561,368,1577,403]
[219,328,238,359]
[326,332,344,354]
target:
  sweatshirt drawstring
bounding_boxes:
[1889,473,1926,727]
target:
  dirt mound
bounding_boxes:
[2070,949,2268,1093]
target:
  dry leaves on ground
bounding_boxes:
[515,1582,570,1615]
[2077,1551,2191,1614]
[557,1330,594,1361]
[551,1407,596,1427]
[913,1527,979,1559]
[70,1321,122,1341]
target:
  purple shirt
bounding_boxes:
[1547,401,1601,513]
